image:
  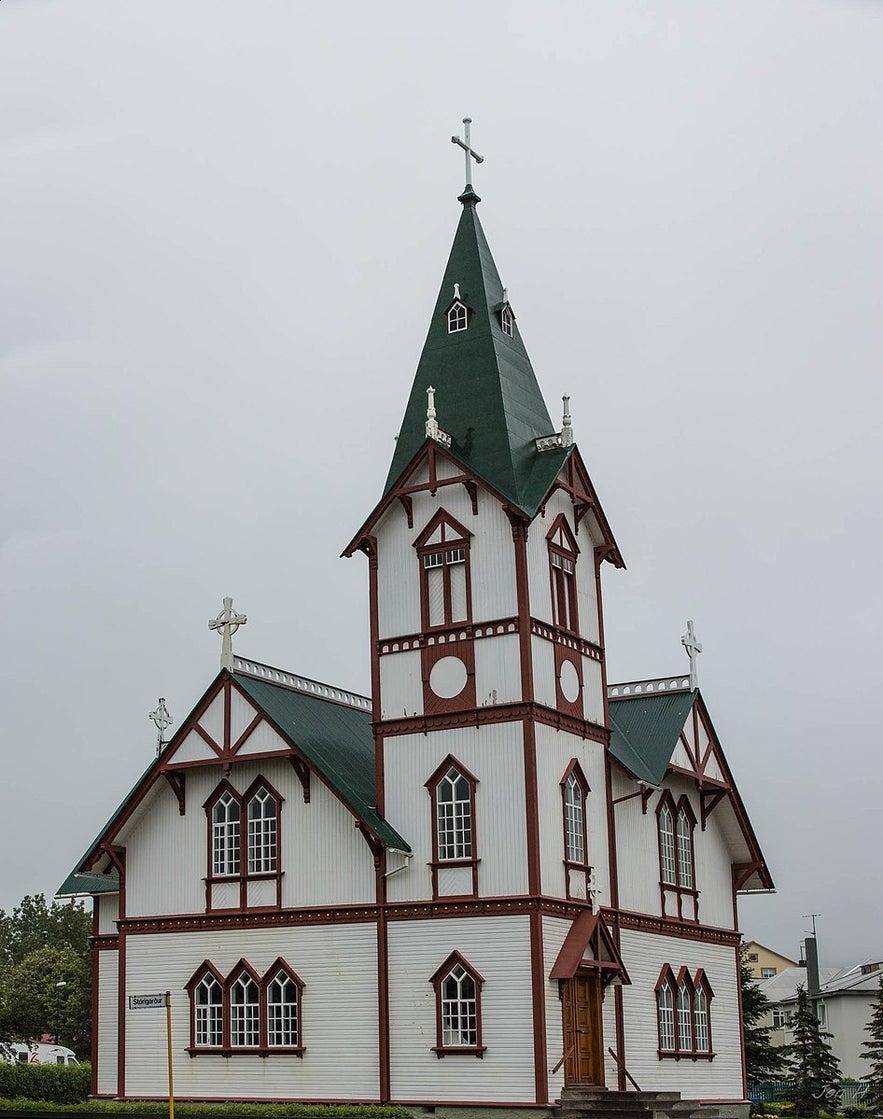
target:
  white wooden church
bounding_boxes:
[60,127,772,1113]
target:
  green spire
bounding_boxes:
[383,194,570,518]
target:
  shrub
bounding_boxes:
[0,1065,91,1105]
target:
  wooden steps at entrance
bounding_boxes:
[556,1087,730,1119]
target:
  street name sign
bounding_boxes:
[129,993,166,1009]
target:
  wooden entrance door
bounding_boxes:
[561,972,604,1085]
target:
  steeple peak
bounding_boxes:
[383,192,570,517]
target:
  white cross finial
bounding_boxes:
[148,698,173,757]
[681,620,702,690]
[451,117,484,187]
[209,596,247,671]
[425,385,451,448]
[561,394,573,446]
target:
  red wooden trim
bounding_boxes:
[288,755,311,803]
[529,910,547,1103]
[376,700,609,743]
[397,493,413,528]
[231,713,263,755]
[429,950,485,1058]
[193,721,224,756]
[425,755,479,900]
[223,678,232,751]
[560,759,591,896]
[603,907,741,946]
[421,639,477,718]
[90,905,99,1096]
[116,928,125,1099]
[376,860,390,1103]
[259,957,304,1052]
[163,771,186,815]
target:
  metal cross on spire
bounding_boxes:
[209,596,247,671]
[451,117,484,188]
[681,619,703,691]
[148,698,173,757]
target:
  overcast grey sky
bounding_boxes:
[2,0,881,968]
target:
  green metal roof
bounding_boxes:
[233,673,409,853]
[58,670,410,897]
[608,690,697,785]
[383,189,570,518]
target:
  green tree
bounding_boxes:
[741,946,787,1081]
[860,975,883,1109]
[0,895,91,968]
[0,895,92,1058]
[782,985,842,1117]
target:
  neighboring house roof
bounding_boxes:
[382,188,572,520]
[764,962,883,1004]
[57,661,409,897]
[758,965,843,1003]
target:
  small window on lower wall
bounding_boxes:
[655,964,715,1060]
[186,958,304,1056]
[429,951,487,1057]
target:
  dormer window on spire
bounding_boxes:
[501,306,513,337]
[447,301,468,333]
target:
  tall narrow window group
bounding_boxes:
[655,966,714,1059]
[188,960,303,1055]
[206,779,282,880]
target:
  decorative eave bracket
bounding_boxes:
[163,771,186,816]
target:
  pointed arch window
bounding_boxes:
[414,510,473,631]
[189,966,224,1049]
[264,960,303,1050]
[655,964,715,1060]
[436,765,473,860]
[430,952,486,1056]
[228,965,261,1048]
[247,785,278,873]
[211,788,241,876]
[656,969,676,1053]
[447,301,468,333]
[547,515,580,634]
[561,760,590,868]
[501,305,514,337]
[657,793,696,890]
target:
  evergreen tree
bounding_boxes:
[860,975,883,1109]
[741,947,787,1081]
[783,985,841,1117]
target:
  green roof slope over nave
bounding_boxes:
[384,188,570,518]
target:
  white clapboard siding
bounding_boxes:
[123,924,379,1100]
[534,724,610,901]
[380,651,423,720]
[544,916,568,1098]
[473,632,522,706]
[97,951,119,1096]
[377,506,422,639]
[618,929,742,1099]
[610,770,668,917]
[531,636,558,709]
[197,693,225,749]
[171,729,219,765]
[121,758,374,918]
[581,657,605,725]
[98,893,119,936]
[387,915,535,1102]
[228,689,259,746]
[384,726,529,904]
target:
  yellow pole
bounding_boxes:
[165,991,175,1119]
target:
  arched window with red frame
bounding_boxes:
[262,958,304,1053]
[429,951,486,1057]
[186,962,225,1052]
[413,510,473,631]
[546,514,580,633]
[227,961,261,1049]
[560,760,590,868]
